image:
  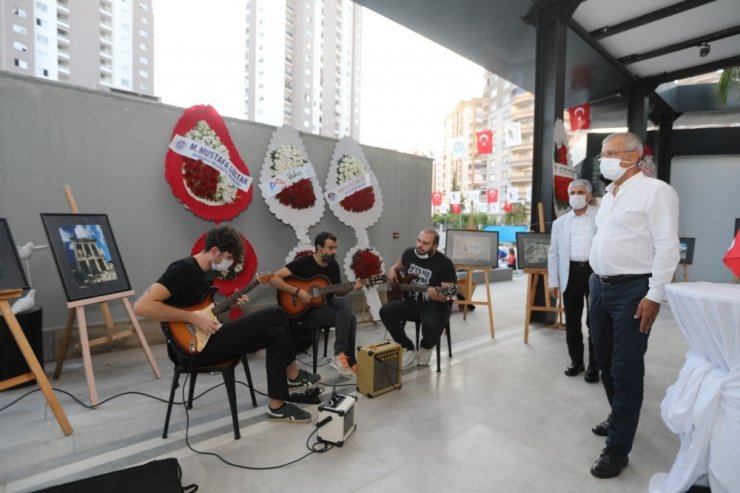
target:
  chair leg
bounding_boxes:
[323,326,330,358]
[240,355,258,407]
[446,321,452,357]
[414,321,421,350]
[436,343,441,373]
[162,368,181,439]
[222,366,241,440]
[187,372,197,409]
[312,326,320,374]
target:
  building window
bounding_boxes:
[139,2,149,11]
[139,56,149,65]
[121,78,130,86]
[139,69,149,78]
[139,29,149,38]
[139,42,147,50]
[36,2,48,12]
[14,6,28,18]
[36,34,49,44]
[13,41,28,52]
[12,24,28,35]
[14,58,29,69]
[36,18,47,27]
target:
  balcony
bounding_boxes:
[509,172,532,184]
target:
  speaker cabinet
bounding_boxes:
[356,341,401,398]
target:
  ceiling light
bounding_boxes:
[699,42,710,58]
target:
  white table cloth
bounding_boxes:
[650,282,740,493]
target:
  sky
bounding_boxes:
[151,0,484,154]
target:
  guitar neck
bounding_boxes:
[315,280,358,296]
[212,278,260,315]
[391,283,429,293]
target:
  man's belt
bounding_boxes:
[596,273,651,285]
[570,261,591,269]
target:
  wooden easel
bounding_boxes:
[523,202,564,343]
[0,289,73,435]
[453,205,495,337]
[53,186,161,406]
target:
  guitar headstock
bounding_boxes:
[363,274,387,287]
[256,272,274,284]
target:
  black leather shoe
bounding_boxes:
[590,448,629,478]
[584,366,599,383]
[592,415,611,436]
[564,362,585,376]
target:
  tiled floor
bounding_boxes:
[0,273,691,492]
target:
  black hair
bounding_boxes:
[204,225,244,259]
[314,231,337,249]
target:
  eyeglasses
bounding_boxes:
[598,150,635,159]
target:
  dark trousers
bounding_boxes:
[299,296,357,365]
[379,299,452,351]
[563,262,597,368]
[194,306,295,400]
[589,275,650,455]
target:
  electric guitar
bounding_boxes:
[386,272,458,301]
[277,274,387,318]
[162,272,273,355]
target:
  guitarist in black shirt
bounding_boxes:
[134,225,320,423]
[380,229,457,369]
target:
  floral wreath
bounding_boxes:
[284,244,315,265]
[348,247,383,279]
[165,105,252,222]
[190,230,257,296]
[336,155,376,212]
[260,126,324,233]
[553,119,575,216]
[638,144,656,177]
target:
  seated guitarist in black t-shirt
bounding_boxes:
[270,231,363,379]
[134,225,320,423]
[380,228,457,369]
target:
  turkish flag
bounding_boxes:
[486,188,498,204]
[723,231,740,277]
[503,201,513,213]
[476,129,493,155]
[451,203,462,214]
[568,103,590,131]
[431,192,443,207]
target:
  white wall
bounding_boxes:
[670,155,740,283]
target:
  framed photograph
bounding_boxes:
[41,213,131,302]
[0,218,30,291]
[444,229,499,267]
[516,232,551,270]
[678,237,696,265]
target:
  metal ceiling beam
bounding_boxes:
[589,0,716,40]
[641,54,740,85]
[568,20,638,82]
[619,25,740,64]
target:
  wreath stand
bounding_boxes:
[52,186,161,406]
[0,288,73,435]
[453,207,495,337]
[523,203,564,343]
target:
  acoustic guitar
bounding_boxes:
[386,272,458,302]
[162,272,273,355]
[278,274,387,318]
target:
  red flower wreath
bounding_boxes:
[554,175,573,209]
[191,231,258,296]
[276,178,316,209]
[165,105,252,223]
[293,249,314,261]
[340,187,375,213]
[350,249,382,279]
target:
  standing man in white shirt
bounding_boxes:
[587,132,679,479]
[548,179,599,383]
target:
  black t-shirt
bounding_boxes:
[400,247,457,302]
[286,255,342,301]
[156,256,213,308]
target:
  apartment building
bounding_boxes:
[1,0,154,95]
[244,0,362,139]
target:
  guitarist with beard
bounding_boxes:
[380,228,457,369]
[133,225,320,423]
[270,232,363,379]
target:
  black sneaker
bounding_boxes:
[590,447,629,478]
[266,402,311,423]
[287,369,321,389]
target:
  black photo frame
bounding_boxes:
[445,229,499,267]
[516,232,551,270]
[41,213,131,302]
[0,218,30,291]
[679,237,696,265]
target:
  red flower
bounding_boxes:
[340,187,375,212]
[276,178,316,209]
[182,158,220,199]
[554,144,568,165]
[553,175,573,208]
[293,250,314,260]
[351,249,382,279]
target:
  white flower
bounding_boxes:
[271,145,306,174]
[337,155,365,183]
[183,120,237,204]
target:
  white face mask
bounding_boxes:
[599,157,635,181]
[569,194,587,210]
[211,253,233,271]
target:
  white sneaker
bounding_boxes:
[330,354,355,378]
[417,347,433,366]
[401,348,417,369]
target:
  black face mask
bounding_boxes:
[320,253,336,263]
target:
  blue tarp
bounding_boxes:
[482,225,529,243]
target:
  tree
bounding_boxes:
[715,67,740,107]
[503,203,529,226]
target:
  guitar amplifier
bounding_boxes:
[316,392,357,446]
[356,341,402,398]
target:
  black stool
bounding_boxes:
[404,320,452,373]
[291,319,332,373]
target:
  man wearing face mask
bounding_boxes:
[380,229,457,369]
[134,224,320,423]
[547,179,599,384]
[271,231,363,379]
[587,132,679,479]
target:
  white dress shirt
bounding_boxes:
[589,172,680,302]
[548,205,597,290]
[569,208,597,262]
